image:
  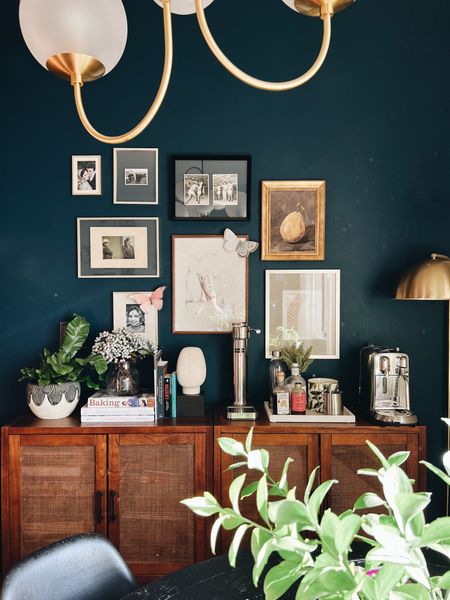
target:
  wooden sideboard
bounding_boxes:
[1,410,426,581]
[1,415,213,583]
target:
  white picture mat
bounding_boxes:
[265,269,340,359]
[173,236,247,333]
[112,292,158,345]
[90,227,148,269]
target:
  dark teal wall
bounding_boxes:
[2,0,449,512]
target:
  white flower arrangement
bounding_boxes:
[92,328,158,364]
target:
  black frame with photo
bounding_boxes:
[77,217,159,278]
[173,155,250,220]
[113,148,158,205]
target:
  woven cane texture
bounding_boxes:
[329,444,405,515]
[20,446,96,556]
[119,443,195,563]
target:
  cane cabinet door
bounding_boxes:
[320,432,421,514]
[4,434,107,574]
[108,433,208,581]
[218,433,319,553]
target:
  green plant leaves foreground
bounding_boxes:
[182,428,450,600]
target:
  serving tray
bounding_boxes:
[264,401,356,423]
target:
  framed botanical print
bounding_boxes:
[113,148,158,204]
[72,155,101,196]
[113,292,158,345]
[173,156,250,220]
[77,217,159,278]
[172,235,248,333]
[265,269,340,359]
[261,180,325,260]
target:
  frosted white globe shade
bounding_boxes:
[153,0,214,16]
[19,0,128,74]
[176,347,206,395]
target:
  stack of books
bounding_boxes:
[80,391,155,423]
[154,357,177,420]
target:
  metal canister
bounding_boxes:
[326,391,343,415]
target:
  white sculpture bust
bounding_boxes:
[176,347,206,395]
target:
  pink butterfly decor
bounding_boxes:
[130,287,166,312]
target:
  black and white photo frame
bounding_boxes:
[77,217,159,278]
[173,156,250,220]
[113,148,158,204]
[72,155,102,196]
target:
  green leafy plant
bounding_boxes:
[19,314,108,389]
[270,326,313,371]
[182,427,450,600]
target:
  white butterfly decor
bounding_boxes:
[223,228,259,258]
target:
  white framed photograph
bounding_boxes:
[72,155,102,196]
[113,148,158,204]
[183,174,209,205]
[213,174,238,205]
[172,235,248,333]
[77,217,159,278]
[265,269,340,359]
[113,292,158,345]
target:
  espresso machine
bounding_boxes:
[227,322,261,420]
[359,344,417,425]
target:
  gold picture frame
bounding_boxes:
[261,180,326,261]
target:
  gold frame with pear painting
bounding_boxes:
[261,180,325,261]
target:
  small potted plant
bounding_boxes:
[270,326,314,372]
[92,328,158,396]
[19,314,108,419]
[182,426,450,599]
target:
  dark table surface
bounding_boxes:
[121,552,295,600]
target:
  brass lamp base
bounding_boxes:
[46,53,105,84]
[294,0,355,17]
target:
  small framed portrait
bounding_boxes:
[72,155,102,196]
[265,269,340,359]
[261,180,325,261]
[173,156,250,220]
[113,292,158,344]
[113,148,158,204]
[172,235,248,333]
[77,217,159,278]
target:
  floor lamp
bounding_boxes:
[395,253,450,512]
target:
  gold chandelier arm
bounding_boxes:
[72,0,173,144]
[195,0,332,92]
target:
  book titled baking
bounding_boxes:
[87,392,155,408]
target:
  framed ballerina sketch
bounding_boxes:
[172,235,248,333]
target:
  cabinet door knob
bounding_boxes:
[95,490,103,523]
[109,490,117,523]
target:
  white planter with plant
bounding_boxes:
[19,314,107,419]
[183,426,450,600]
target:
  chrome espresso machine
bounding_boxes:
[359,344,417,425]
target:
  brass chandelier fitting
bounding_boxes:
[19,0,355,144]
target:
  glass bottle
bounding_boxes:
[285,363,305,393]
[291,381,307,415]
[269,350,288,409]
[273,371,290,415]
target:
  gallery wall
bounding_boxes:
[1,0,450,513]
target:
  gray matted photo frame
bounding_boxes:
[77,217,159,278]
[173,156,250,220]
[113,148,158,204]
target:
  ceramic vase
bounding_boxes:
[176,347,206,395]
[27,382,81,419]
